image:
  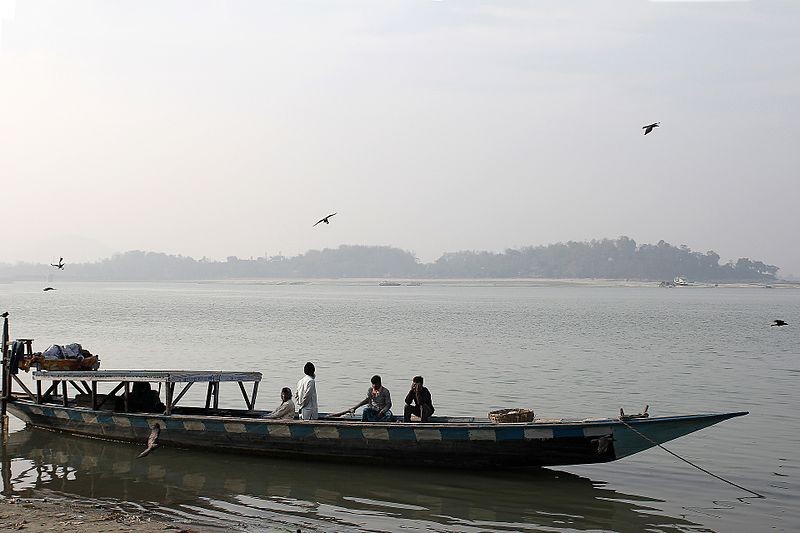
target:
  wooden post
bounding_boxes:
[10,376,35,401]
[205,382,213,409]
[91,381,97,410]
[238,381,250,410]
[165,383,174,415]
[36,380,42,404]
[212,382,219,410]
[1,312,9,435]
[42,381,59,403]
[61,381,68,407]
[123,382,130,412]
[1,439,11,496]
[251,381,259,411]
[171,382,193,408]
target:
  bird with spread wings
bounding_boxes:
[642,122,660,135]
[50,257,65,270]
[313,213,337,227]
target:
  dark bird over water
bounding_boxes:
[313,212,337,227]
[771,320,788,327]
[50,257,65,270]
[642,122,660,135]
[42,287,56,292]
[1,312,8,318]
[137,423,161,458]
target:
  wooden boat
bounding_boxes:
[18,354,100,372]
[10,338,101,373]
[3,369,747,469]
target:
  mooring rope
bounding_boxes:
[618,418,765,499]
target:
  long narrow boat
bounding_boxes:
[3,369,747,468]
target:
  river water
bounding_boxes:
[1,280,798,531]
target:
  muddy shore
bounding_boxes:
[0,491,224,533]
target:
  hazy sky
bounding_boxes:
[1,1,798,275]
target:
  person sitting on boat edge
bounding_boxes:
[263,387,296,419]
[344,375,393,422]
[403,375,434,423]
[295,362,319,420]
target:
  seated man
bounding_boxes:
[263,387,296,419]
[128,381,166,413]
[403,375,434,422]
[346,375,393,422]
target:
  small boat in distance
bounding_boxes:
[673,276,690,286]
[378,280,402,286]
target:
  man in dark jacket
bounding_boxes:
[403,375,434,422]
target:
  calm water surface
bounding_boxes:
[1,281,798,531]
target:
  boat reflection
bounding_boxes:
[3,427,705,532]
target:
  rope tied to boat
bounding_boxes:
[618,417,764,499]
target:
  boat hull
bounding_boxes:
[6,399,746,468]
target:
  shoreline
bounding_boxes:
[0,490,223,533]
[1,278,798,288]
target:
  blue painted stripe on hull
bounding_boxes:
[289,425,316,439]
[131,417,150,429]
[495,427,524,441]
[165,419,186,431]
[204,421,227,433]
[247,423,269,436]
[553,427,584,438]
[389,427,416,441]
[441,427,469,441]
[338,427,363,440]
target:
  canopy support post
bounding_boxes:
[11,375,35,402]
[165,383,174,415]
[172,382,194,409]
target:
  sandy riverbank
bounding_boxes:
[0,492,223,533]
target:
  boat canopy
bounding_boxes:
[24,370,262,414]
[31,370,261,383]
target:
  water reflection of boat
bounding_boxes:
[3,427,704,532]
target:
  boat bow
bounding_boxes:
[611,411,748,459]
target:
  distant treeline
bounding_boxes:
[0,237,779,282]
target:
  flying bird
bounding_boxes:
[313,213,337,227]
[771,320,788,327]
[50,257,65,270]
[642,122,660,135]
[137,423,161,458]
[42,287,56,292]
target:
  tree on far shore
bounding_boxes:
[0,237,780,282]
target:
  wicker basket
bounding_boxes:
[488,408,534,423]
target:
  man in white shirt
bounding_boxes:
[263,387,296,420]
[295,362,318,420]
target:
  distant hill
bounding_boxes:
[0,237,779,282]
